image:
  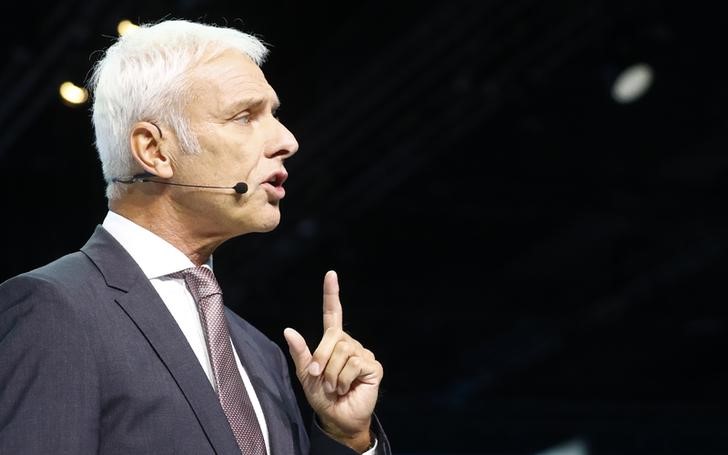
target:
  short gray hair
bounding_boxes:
[89,19,269,200]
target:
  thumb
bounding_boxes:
[283,327,314,375]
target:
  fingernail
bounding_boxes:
[324,381,335,393]
[308,362,321,376]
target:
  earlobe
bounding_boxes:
[129,121,174,179]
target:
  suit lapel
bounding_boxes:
[81,226,240,455]
[227,315,301,455]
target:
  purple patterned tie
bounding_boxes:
[175,266,267,455]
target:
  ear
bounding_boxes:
[129,122,174,179]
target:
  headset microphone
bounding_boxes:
[112,172,248,195]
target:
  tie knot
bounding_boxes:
[171,266,222,301]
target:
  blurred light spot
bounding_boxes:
[59,81,88,105]
[611,63,654,104]
[117,20,139,36]
[536,438,589,455]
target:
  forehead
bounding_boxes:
[187,49,277,114]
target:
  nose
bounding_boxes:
[267,119,299,160]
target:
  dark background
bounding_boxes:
[2,1,728,454]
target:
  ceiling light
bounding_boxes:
[59,81,88,105]
[117,20,139,36]
[611,63,654,104]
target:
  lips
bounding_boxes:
[261,170,288,200]
[263,170,288,187]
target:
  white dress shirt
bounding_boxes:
[102,210,378,454]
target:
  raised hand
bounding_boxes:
[283,270,383,452]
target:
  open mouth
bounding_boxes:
[263,171,288,187]
[261,170,288,200]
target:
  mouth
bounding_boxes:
[262,170,288,187]
[261,170,288,200]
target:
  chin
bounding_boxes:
[257,221,279,233]
[252,212,281,233]
[233,200,282,234]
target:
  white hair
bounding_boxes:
[89,19,269,200]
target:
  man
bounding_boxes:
[0,20,390,454]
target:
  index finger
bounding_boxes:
[323,270,343,331]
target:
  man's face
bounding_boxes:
[170,49,299,239]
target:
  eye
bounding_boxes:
[234,113,251,125]
[272,106,280,120]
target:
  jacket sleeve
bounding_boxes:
[0,274,100,454]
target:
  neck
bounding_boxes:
[110,197,225,267]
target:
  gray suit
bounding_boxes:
[0,226,390,454]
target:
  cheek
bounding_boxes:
[196,128,263,181]
[232,145,263,179]
[215,154,259,191]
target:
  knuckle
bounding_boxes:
[338,340,355,356]
[350,356,364,369]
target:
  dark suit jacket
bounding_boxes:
[0,226,390,454]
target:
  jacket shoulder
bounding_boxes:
[0,251,103,313]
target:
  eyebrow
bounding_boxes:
[226,96,281,117]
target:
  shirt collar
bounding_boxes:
[102,210,212,280]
